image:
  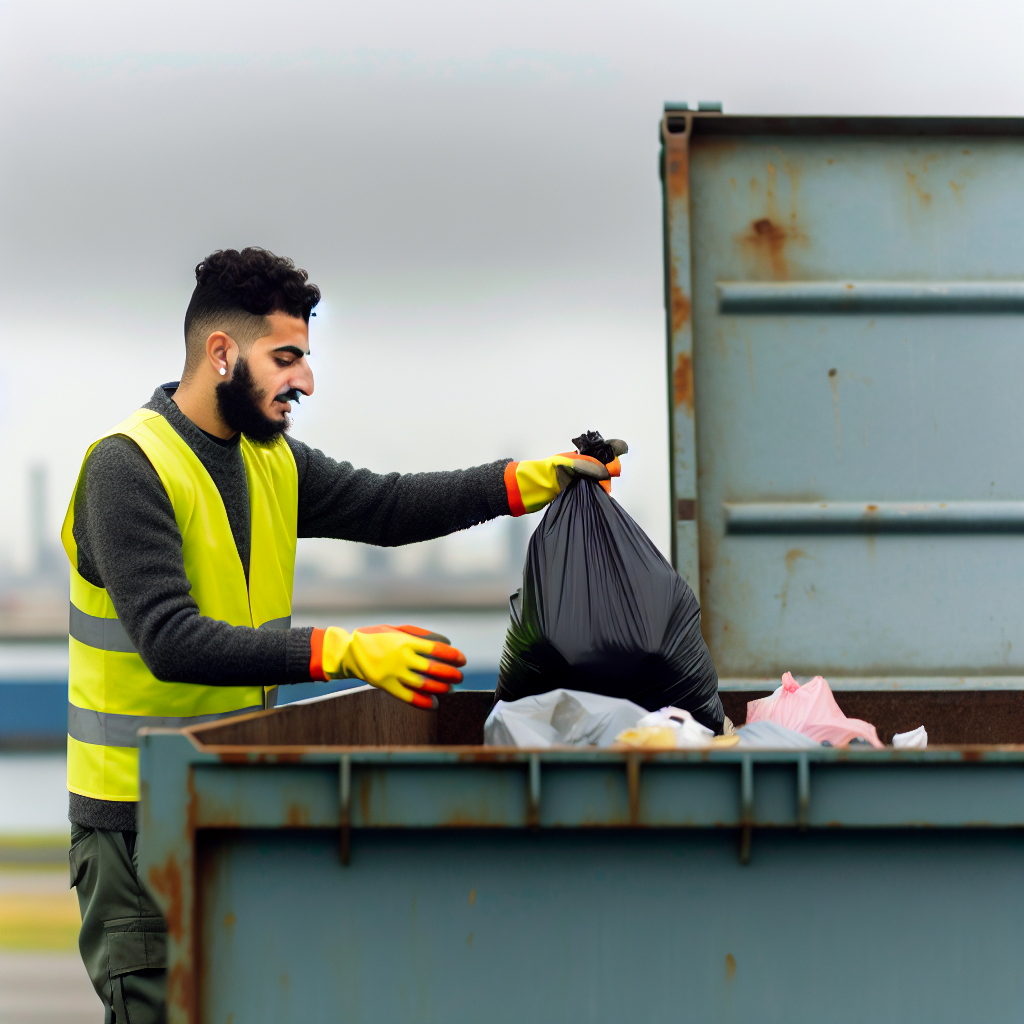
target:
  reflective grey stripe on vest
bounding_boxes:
[70,605,291,653]
[69,604,137,653]
[67,703,263,749]
[258,616,292,631]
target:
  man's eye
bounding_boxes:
[274,358,293,368]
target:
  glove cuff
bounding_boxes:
[309,628,328,682]
[504,461,526,517]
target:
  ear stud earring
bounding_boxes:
[219,367,227,376]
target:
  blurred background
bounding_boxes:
[0,0,1022,1017]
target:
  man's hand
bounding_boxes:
[310,625,466,710]
[504,438,628,516]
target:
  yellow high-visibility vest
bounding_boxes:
[61,408,298,802]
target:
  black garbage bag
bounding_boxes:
[496,433,723,733]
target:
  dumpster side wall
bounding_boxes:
[199,827,1024,1024]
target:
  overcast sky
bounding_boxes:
[1,0,1022,571]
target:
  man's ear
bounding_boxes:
[206,331,238,376]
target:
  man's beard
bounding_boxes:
[215,356,290,445]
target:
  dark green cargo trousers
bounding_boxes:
[70,824,167,1023]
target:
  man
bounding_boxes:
[63,247,622,1022]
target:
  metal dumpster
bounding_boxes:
[140,686,1024,1024]
[138,111,1024,1023]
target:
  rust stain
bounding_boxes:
[785,549,807,573]
[670,269,692,333]
[626,755,641,824]
[469,889,476,906]
[285,803,310,827]
[458,750,520,763]
[906,170,932,207]
[223,911,236,931]
[665,144,689,200]
[466,932,474,948]
[828,368,841,456]
[668,258,691,335]
[148,855,183,942]
[961,750,982,762]
[167,963,195,1019]
[739,217,805,279]
[738,154,806,279]
[673,352,694,417]
[865,504,879,513]
[443,812,495,826]
[780,549,809,612]
[726,953,737,980]
[949,180,965,204]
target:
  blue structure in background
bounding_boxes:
[0,682,68,744]
[0,644,70,748]
[0,672,500,747]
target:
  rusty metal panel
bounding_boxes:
[192,765,340,829]
[662,113,1024,685]
[138,705,1024,1023]
[194,828,1024,1023]
[351,764,528,827]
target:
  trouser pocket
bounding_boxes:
[112,968,167,1024]
[105,916,168,1021]
[104,916,167,976]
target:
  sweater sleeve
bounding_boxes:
[74,436,314,686]
[287,437,513,545]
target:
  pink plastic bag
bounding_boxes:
[746,673,883,748]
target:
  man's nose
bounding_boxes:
[291,361,314,398]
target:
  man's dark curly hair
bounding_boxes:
[182,248,321,379]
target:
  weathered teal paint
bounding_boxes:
[663,113,1024,686]
[138,726,1024,1023]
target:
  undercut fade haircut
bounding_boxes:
[182,248,321,379]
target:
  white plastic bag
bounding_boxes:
[736,721,821,749]
[621,707,716,749]
[483,689,647,748]
[892,725,928,749]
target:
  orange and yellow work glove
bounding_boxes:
[504,438,628,516]
[309,625,466,710]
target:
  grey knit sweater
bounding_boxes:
[70,384,512,830]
